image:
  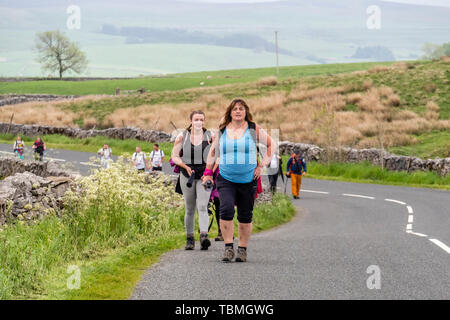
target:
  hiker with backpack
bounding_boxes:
[171,110,214,251]
[267,152,282,194]
[149,143,164,171]
[32,137,46,161]
[132,146,147,172]
[13,136,25,160]
[98,144,113,169]
[286,148,307,199]
[202,98,276,263]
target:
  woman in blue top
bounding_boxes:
[202,99,276,262]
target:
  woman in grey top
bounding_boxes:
[171,110,213,250]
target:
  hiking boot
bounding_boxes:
[235,247,247,262]
[200,233,211,250]
[222,246,235,262]
[185,235,195,250]
[215,232,224,241]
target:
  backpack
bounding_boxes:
[172,129,212,195]
[289,154,304,172]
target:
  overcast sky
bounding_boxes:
[381,0,450,7]
[182,0,450,7]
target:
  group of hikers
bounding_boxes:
[96,143,165,171]
[168,98,307,263]
[12,136,46,161]
[11,98,307,263]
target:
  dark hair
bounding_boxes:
[219,99,253,131]
[154,143,159,147]
[186,110,206,131]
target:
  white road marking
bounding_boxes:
[0,151,65,162]
[407,206,413,214]
[408,215,414,223]
[302,189,329,194]
[406,224,412,230]
[45,157,66,162]
[406,231,428,237]
[80,162,101,167]
[429,239,450,254]
[342,193,375,200]
[385,199,406,205]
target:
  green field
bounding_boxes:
[0,61,395,95]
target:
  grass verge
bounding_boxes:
[300,160,449,190]
[0,157,295,300]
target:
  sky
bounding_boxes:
[182,0,450,7]
[381,0,450,7]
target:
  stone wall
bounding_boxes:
[0,122,171,143]
[278,141,450,176]
[0,158,79,225]
[0,94,79,107]
[1,122,448,176]
[0,157,79,179]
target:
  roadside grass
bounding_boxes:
[389,130,450,159]
[0,169,294,301]
[280,156,449,190]
[0,133,173,159]
[43,193,295,300]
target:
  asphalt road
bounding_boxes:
[131,179,450,299]
[2,143,449,299]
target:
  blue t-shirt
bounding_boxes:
[219,127,257,183]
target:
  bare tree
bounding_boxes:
[314,103,340,165]
[35,30,88,79]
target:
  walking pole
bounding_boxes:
[284,175,288,194]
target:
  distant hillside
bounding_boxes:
[1,59,449,159]
[101,25,293,56]
[0,0,449,76]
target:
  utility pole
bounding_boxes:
[275,31,279,75]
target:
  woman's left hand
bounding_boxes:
[253,166,262,180]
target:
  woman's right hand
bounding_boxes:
[184,165,194,177]
[202,175,213,185]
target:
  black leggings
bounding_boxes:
[216,174,257,224]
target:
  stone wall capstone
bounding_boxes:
[278,141,450,176]
[0,122,171,143]
[0,94,79,107]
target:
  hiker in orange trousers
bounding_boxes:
[286,148,307,199]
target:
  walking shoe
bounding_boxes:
[235,247,247,262]
[185,235,195,250]
[222,246,235,262]
[200,233,211,250]
[215,232,224,241]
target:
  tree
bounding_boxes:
[421,42,445,60]
[442,42,450,56]
[35,30,88,79]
